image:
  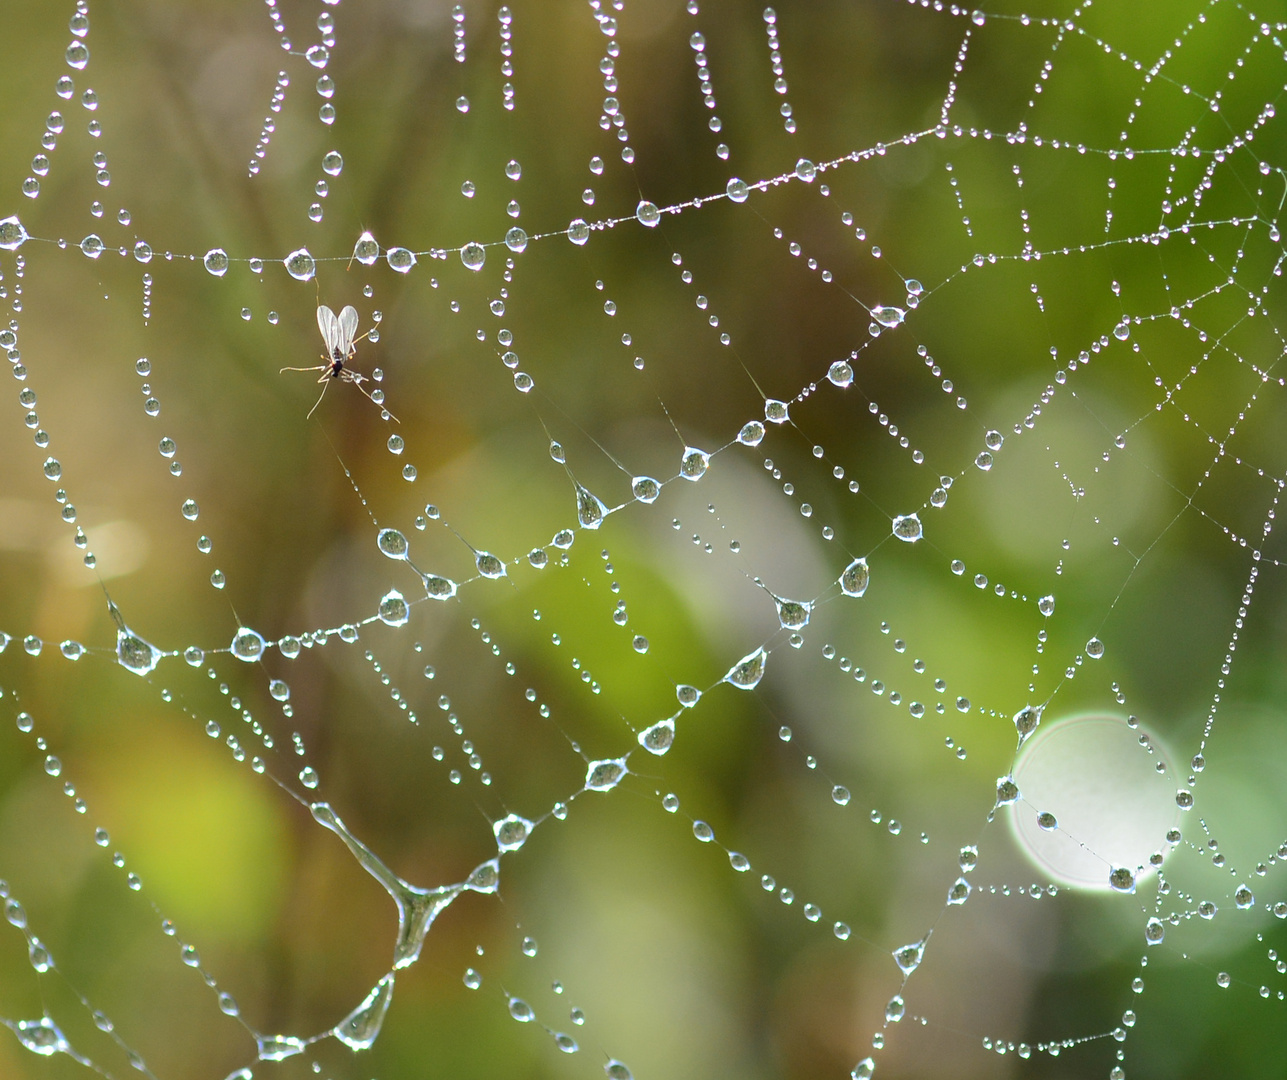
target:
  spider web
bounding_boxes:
[1,0,1286,1078]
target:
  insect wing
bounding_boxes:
[337,305,360,356]
[316,304,341,357]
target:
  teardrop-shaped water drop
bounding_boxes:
[724,646,767,690]
[576,484,607,529]
[352,231,379,264]
[840,557,869,597]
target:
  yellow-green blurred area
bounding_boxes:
[3,0,1287,1078]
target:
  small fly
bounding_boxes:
[280,304,399,421]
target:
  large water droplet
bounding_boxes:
[892,514,922,542]
[567,219,590,245]
[794,158,817,182]
[321,150,344,176]
[0,216,29,250]
[635,200,660,227]
[333,974,394,1050]
[505,227,528,253]
[737,421,765,446]
[421,573,457,601]
[476,552,506,578]
[494,813,532,851]
[378,589,409,627]
[631,476,660,503]
[576,484,608,529]
[230,627,266,662]
[1013,704,1043,745]
[680,446,709,480]
[16,1017,68,1056]
[724,646,767,690]
[871,305,904,328]
[892,936,926,974]
[377,528,409,559]
[257,1034,307,1062]
[638,719,675,755]
[65,41,89,70]
[203,248,229,276]
[352,231,379,265]
[840,558,869,597]
[461,241,486,270]
[79,234,104,258]
[386,247,416,273]
[726,177,749,202]
[776,598,810,630]
[116,626,161,675]
[585,758,627,791]
[284,248,315,281]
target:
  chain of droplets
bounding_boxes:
[686,27,729,160]
[588,2,635,165]
[3,693,268,1077]
[761,8,796,134]
[497,6,516,110]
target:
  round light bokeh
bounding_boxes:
[1009,712,1181,890]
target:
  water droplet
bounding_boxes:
[1037,594,1055,617]
[604,1059,634,1080]
[321,150,343,176]
[1086,637,1105,659]
[724,647,767,690]
[0,216,29,250]
[476,552,506,578]
[79,233,104,258]
[1036,811,1057,831]
[794,159,817,182]
[269,679,290,701]
[378,589,410,627]
[831,785,850,806]
[42,457,61,481]
[16,1017,68,1056]
[892,937,926,974]
[386,247,416,273]
[1234,884,1255,909]
[1012,704,1042,744]
[555,1032,579,1053]
[133,241,152,263]
[378,528,409,559]
[680,446,709,480]
[737,421,765,446]
[576,484,608,529]
[892,514,922,542]
[871,305,904,328]
[299,767,319,789]
[885,995,905,1023]
[567,219,590,245]
[947,877,971,905]
[494,813,532,851]
[201,248,229,276]
[974,451,994,471]
[840,558,870,597]
[995,775,1020,805]
[1113,320,1130,341]
[726,177,749,202]
[676,685,701,707]
[421,573,457,600]
[458,241,486,270]
[305,44,330,68]
[116,626,161,675]
[1144,917,1165,945]
[776,598,810,630]
[585,758,627,791]
[632,476,660,503]
[230,627,266,662]
[352,231,379,264]
[65,41,89,70]
[640,715,678,753]
[827,360,853,387]
[284,248,315,281]
[1108,867,1135,892]
[257,1034,307,1062]
[59,640,83,660]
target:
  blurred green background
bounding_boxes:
[1,0,1287,1078]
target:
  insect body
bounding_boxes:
[280,304,399,421]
